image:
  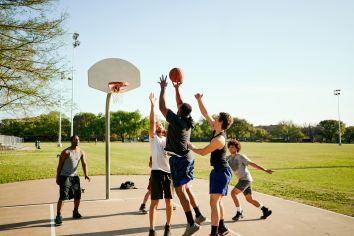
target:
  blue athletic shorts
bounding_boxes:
[169,155,194,187]
[210,166,232,196]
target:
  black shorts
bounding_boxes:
[59,175,81,200]
[235,180,252,196]
[150,170,173,200]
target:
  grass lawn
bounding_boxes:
[0,142,353,216]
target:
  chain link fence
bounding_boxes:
[0,135,24,150]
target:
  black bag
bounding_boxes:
[120,181,136,189]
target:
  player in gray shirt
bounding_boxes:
[227,139,274,221]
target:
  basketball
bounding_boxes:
[169,67,184,83]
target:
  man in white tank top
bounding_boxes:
[54,135,90,226]
[148,93,173,236]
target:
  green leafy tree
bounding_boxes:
[228,118,254,140]
[271,121,304,142]
[73,112,97,141]
[111,110,147,142]
[253,127,270,141]
[344,126,354,143]
[317,120,345,143]
[0,0,66,114]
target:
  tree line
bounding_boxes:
[1,111,353,144]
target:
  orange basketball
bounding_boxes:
[169,67,184,83]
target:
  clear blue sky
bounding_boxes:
[56,0,353,126]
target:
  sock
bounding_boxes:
[149,229,155,233]
[57,212,61,216]
[219,219,225,228]
[165,224,170,230]
[211,226,218,236]
[193,206,202,217]
[261,206,267,211]
[73,208,78,212]
[237,206,242,212]
[185,211,195,226]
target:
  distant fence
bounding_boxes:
[0,135,23,150]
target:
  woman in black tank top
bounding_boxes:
[187,93,234,236]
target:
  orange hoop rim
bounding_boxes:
[108,82,129,93]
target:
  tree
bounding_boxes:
[73,112,97,141]
[317,120,346,143]
[344,126,354,143]
[252,127,270,141]
[228,118,254,140]
[110,110,148,142]
[271,121,304,142]
[0,0,66,114]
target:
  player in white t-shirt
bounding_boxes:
[148,93,173,236]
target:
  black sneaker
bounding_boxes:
[261,207,272,219]
[163,226,171,236]
[139,204,149,214]
[218,225,230,235]
[55,215,63,226]
[73,210,82,219]
[232,211,243,221]
[149,230,157,236]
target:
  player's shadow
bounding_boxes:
[61,223,189,236]
[225,218,263,223]
[0,211,148,232]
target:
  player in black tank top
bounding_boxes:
[210,131,229,168]
[188,93,234,236]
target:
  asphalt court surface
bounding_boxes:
[0,175,353,235]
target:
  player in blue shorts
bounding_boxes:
[188,93,233,236]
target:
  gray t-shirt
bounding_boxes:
[227,154,253,181]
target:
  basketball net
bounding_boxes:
[108,82,129,104]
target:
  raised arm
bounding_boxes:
[80,151,90,181]
[173,82,183,109]
[195,93,214,127]
[159,75,168,117]
[149,93,156,138]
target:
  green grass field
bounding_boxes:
[0,142,353,216]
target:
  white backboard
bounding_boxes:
[88,58,140,93]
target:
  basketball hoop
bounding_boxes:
[109,82,128,104]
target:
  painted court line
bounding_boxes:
[49,204,56,236]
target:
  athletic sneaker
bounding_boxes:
[149,230,157,236]
[218,225,230,235]
[55,215,63,226]
[195,214,207,225]
[163,227,171,236]
[232,211,243,221]
[261,207,272,219]
[72,210,82,219]
[139,204,149,214]
[182,223,200,236]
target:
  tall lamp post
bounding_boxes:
[333,89,341,146]
[70,32,80,137]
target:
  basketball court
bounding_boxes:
[0,175,353,236]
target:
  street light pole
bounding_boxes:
[70,32,80,137]
[333,89,341,146]
[57,73,64,148]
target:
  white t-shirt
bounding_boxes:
[149,134,170,173]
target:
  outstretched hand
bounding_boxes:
[194,93,203,100]
[158,75,168,88]
[266,169,274,174]
[149,93,156,106]
[187,142,196,150]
